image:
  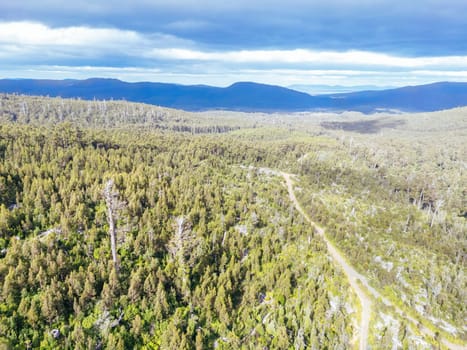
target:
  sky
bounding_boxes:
[1,0,467,91]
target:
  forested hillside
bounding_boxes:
[0,94,465,349]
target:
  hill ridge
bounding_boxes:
[1,78,467,113]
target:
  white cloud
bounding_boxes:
[149,48,467,69]
[0,21,145,47]
[1,21,466,88]
[411,70,467,77]
[0,21,192,60]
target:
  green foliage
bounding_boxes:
[0,94,465,348]
[0,106,353,348]
[295,134,466,342]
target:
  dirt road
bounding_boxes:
[281,172,465,350]
[282,172,371,350]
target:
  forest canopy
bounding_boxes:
[0,94,465,349]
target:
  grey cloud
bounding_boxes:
[1,0,467,55]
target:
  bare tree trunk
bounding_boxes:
[430,199,444,228]
[107,203,118,270]
[104,180,120,272]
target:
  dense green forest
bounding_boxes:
[0,94,465,349]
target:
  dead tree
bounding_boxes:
[167,216,202,298]
[103,179,125,272]
[430,199,444,228]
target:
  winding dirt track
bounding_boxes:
[282,173,371,350]
[281,172,465,350]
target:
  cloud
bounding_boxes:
[2,1,467,55]
[0,19,466,88]
[0,21,148,64]
[149,48,467,70]
[0,21,144,47]
[0,21,193,65]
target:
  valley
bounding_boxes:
[0,94,465,349]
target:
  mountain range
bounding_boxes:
[1,78,467,113]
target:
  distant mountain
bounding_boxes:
[324,82,467,113]
[0,79,324,112]
[1,78,467,112]
[288,84,395,95]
